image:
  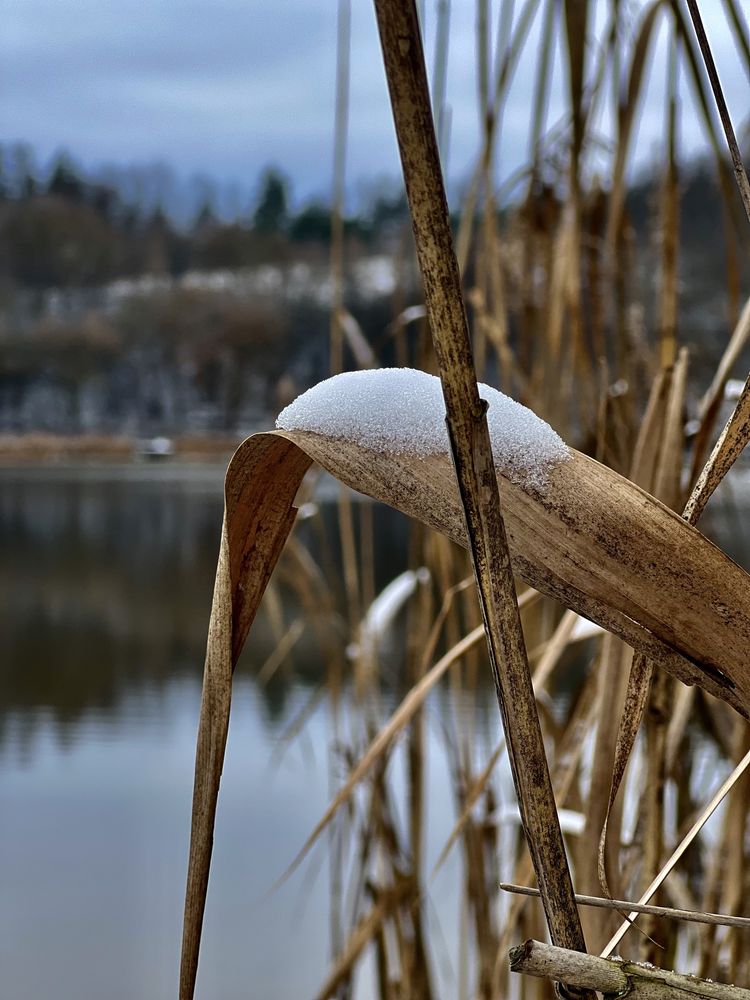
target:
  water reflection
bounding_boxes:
[3,463,745,999]
[0,467,225,755]
[0,467,347,998]
[0,468,470,1000]
[0,465,477,1000]
[2,460,742,761]
[0,465,420,753]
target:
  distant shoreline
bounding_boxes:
[0,432,246,466]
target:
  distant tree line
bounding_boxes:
[0,141,743,438]
[0,144,411,289]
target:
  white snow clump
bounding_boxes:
[276,367,569,490]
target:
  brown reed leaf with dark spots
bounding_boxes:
[179,413,750,998]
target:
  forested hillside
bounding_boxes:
[0,145,746,436]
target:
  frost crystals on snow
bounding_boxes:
[277,367,570,490]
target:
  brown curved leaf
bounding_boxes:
[276,428,750,714]
[179,435,311,1000]
[180,425,750,998]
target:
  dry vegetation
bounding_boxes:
[181,1,750,998]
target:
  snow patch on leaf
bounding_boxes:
[277,368,570,490]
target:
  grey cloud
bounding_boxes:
[1,0,748,206]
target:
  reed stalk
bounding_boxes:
[510,939,750,1000]
[371,0,589,964]
[501,885,750,932]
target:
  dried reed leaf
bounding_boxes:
[530,608,578,694]
[601,743,750,958]
[721,0,750,77]
[596,352,689,909]
[563,0,589,169]
[179,435,312,1000]
[286,623,486,884]
[314,876,417,1000]
[597,651,654,898]
[274,427,750,714]
[502,883,750,931]
[431,598,574,885]
[630,369,670,493]
[181,412,750,995]
[671,0,742,303]
[685,374,750,522]
[607,0,667,247]
[338,308,377,370]
[256,618,306,686]
[654,347,689,508]
[684,0,750,225]
[430,737,507,882]
[578,635,631,948]
[664,683,695,773]
[690,296,750,485]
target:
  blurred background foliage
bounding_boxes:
[0,138,746,439]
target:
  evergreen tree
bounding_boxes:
[47,152,84,202]
[9,143,37,199]
[289,202,331,242]
[193,199,217,233]
[252,169,289,233]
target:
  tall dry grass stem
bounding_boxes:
[601,744,750,958]
[684,0,750,224]
[372,0,589,961]
[501,884,750,932]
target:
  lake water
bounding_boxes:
[3,462,746,999]
[0,464,513,999]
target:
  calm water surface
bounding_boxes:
[4,463,745,999]
[0,465,506,1000]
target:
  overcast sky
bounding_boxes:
[2,1,749,211]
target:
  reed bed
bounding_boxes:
[181,2,750,998]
